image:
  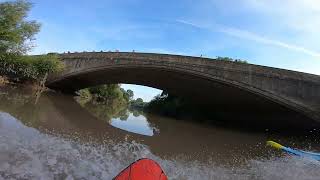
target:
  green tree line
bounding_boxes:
[77,84,133,104]
[76,84,149,124]
[76,84,147,111]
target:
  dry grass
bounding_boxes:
[0,76,9,86]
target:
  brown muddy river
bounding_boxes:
[0,86,320,180]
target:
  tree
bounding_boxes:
[136,98,144,104]
[0,0,41,54]
[88,84,123,102]
[126,89,134,100]
[130,97,146,108]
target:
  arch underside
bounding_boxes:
[47,66,320,131]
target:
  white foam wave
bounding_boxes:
[0,112,319,180]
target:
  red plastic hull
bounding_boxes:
[114,158,168,180]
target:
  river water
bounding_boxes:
[0,86,320,180]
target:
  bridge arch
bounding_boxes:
[47,52,320,130]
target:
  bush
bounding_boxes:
[0,53,64,81]
[216,56,248,64]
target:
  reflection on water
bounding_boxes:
[77,99,157,136]
[0,86,320,179]
[110,112,156,136]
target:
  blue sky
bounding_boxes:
[7,0,320,101]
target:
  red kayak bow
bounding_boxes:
[113,158,168,180]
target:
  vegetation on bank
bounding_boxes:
[0,0,64,84]
[145,91,221,121]
[0,54,63,82]
[146,91,188,117]
[76,84,146,108]
[216,56,248,64]
[77,84,133,105]
[75,84,148,122]
[130,98,147,109]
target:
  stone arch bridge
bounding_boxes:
[47,52,320,130]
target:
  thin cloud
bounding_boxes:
[176,19,320,58]
[175,19,206,29]
[220,27,320,58]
